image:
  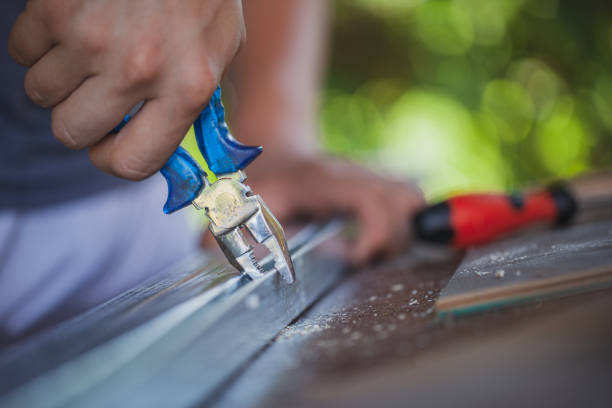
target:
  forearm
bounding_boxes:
[229,0,329,157]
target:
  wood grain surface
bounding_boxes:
[211,175,612,408]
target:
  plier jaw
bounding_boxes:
[118,86,296,284]
[193,172,295,284]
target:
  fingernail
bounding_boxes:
[26,85,45,106]
[61,122,79,149]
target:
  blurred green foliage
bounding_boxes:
[321,0,612,199]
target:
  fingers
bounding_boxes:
[319,164,420,264]
[246,157,426,265]
[50,75,144,150]
[351,189,398,264]
[322,174,418,262]
[9,0,245,188]
[89,95,199,180]
[390,181,427,241]
[24,46,91,108]
[8,4,55,67]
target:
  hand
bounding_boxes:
[9,0,244,180]
[244,155,425,265]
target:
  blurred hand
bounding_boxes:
[241,154,425,265]
[9,0,244,180]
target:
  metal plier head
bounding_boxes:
[193,171,295,284]
[151,86,295,284]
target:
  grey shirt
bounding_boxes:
[0,1,127,209]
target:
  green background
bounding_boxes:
[320,0,612,200]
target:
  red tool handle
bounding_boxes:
[413,184,577,249]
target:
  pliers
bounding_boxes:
[116,86,295,284]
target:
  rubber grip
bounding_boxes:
[448,192,559,248]
[194,86,262,175]
[160,146,205,214]
[414,185,577,249]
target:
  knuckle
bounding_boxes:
[177,65,216,112]
[78,17,112,55]
[121,41,164,88]
[109,151,155,181]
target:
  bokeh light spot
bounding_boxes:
[377,90,508,198]
[413,1,474,56]
[508,59,564,119]
[457,0,507,46]
[482,80,534,142]
[535,114,589,176]
[321,91,385,156]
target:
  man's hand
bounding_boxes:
[245,155,425,264]
[9,0,244,180]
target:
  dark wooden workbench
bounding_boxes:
[210,188,612,407]
[2,175,611,407]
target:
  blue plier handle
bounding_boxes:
[159,86,262,213]
[114,86,295,283]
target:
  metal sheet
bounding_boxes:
[0,221,347,408]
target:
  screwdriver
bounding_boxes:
[413,184,578,249]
